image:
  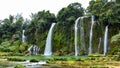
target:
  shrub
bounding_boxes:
[46,58,55,63]
[0,40,20,52]
[78,50,85,55]
[14,64,26,68]
[88,53,103,57]
[0,41,10,46]
[8,45,18,52]
[7,58,25,61]
[19,42,29,53]
[0,41,10,52]
[30,59,39,62]
[67,57,76,61]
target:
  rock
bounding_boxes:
[28,45,40,55]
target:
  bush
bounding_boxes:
[19,42,29,53]
[67,57,76,61]
[107,46,120,55]
[0,41,10,46]
[7,57,25,61]
[12,40,21,46]
[78,50,85,55]
[0,52,10,56]
[46,58,55,63]
[0,40,20,52]
[0,41,10,52]
[30,59,39,62]
[109,32,120,55]
[14,64,26,68]
[7,52,24,56]
[8,46,19,52]
[88,53,103,57]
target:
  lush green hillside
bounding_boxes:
[0,1,120,56]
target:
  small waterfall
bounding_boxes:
[74,16,88,56]
[80,18,85,51]
[103,25,109,55]
[98,37,101,53]
[22,30,26,42]
[75,17,81,56]
[89,15,94,54]
[44,23,56,56]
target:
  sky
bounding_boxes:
[0,0,91,20]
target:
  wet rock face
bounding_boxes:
[28,45,40,55]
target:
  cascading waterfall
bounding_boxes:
[80,18,85,51]
[22,30,26,42]
[44,23,56,56]
[98,37,101,53]
[88,15,94,54]
[103,25,109,55]
[75,16,88,56]
[75,17,81,56]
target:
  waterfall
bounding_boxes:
[103,25,108,55]
[80,18,85,51]
[22,30,26,42]
[74,16,88,56]
[98,37,101,53]
[44,23,56,56]
[88,15,94,54]
[75,17,81,56]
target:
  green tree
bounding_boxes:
[87,0,105,20]
[25,10,56,52]
[99,2,120,24]
[53,2,84,54]
[0,14,23,42]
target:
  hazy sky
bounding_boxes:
[0,0,91,20]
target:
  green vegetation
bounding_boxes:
[0,1,119,66]
[53,2,84,53]
[87,0,120,54]
[0,55,119,67]
[0,2,85,55]
[14,64,26,68]
[88,53,104,57]
[6,55,87,61]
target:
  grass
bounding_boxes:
[6,55,88,61]
[0,52,11,56]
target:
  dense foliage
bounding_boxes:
[53,2,84,54]
[0,15,23,42]
[0,1,120,55]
